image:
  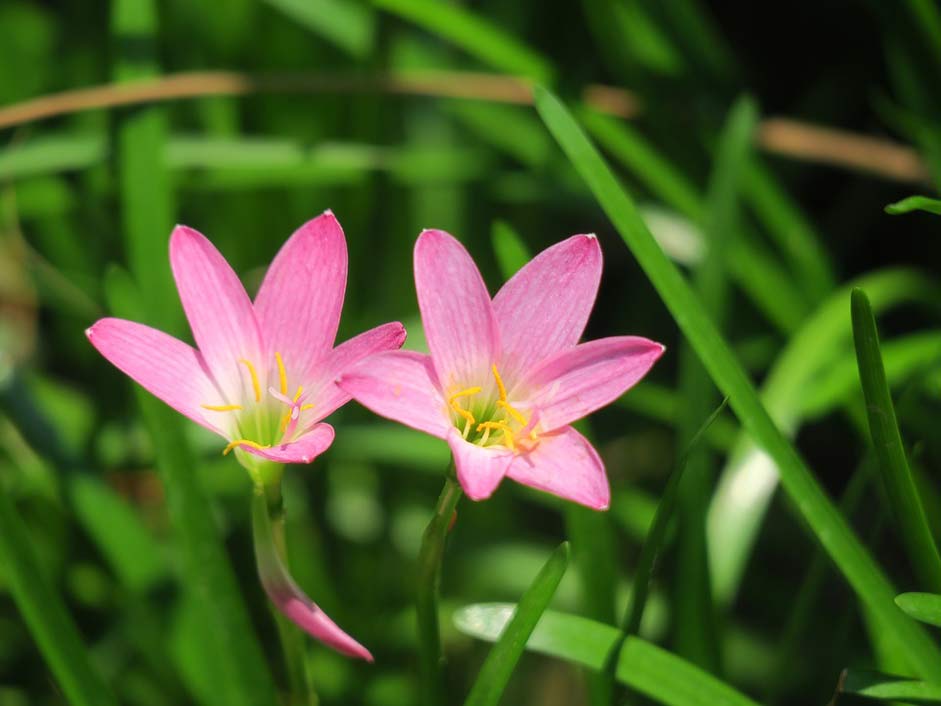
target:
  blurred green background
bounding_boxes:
[2,1,941,704]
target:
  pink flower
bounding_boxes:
[338,230,664,510]
[87,211,406,468]
[87,211,401,662]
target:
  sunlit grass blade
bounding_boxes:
[455,605,759,706]
[372,0,553,82]
[709,268,940,607]
[896,593,941,628]
[464,542,569,706]
[533,85,941,679]
[837,669,941,703]
[0,485,118,706]
[262,0,374,58]
[852,288,941,590]
[885,195,941,215]
[104,270,280,706]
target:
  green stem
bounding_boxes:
[416,467,463,706]
[260,482,318,706]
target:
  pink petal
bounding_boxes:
[492,234,602,382]
[524,336,665,431]
[414,230,500,389]
[254,212,348,381]
[309,322,407,420]
[169,226,264,402]
[238,423,335,464]
[507,426,609,510]
[86,318,222,436]
[266,584,373,661]
[338,351,450,438]
[448,428,513,501]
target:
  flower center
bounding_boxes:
[200,352,316,455]
[447,365,540,453]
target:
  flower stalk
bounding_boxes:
[416,465,463,706]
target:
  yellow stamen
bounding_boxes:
[222,439,270,456]
[492,364,508,401]
[279,411,291,435]
[239,359,262,402]
[476,421,516,451]
[497,399,528,426]
[275,352,288,395]
[293,385,304,402]
[448,386,481,425]
[300,403,316,412]
[201,403,243,412]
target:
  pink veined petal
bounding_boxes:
[254,212,349,380]
[338,350,450,439]
[86,317,223,437]
[493,234,602,383]
[237,423,335,464]
[169,226,264,403]
[253,491,373,661]
[414,230,500,390]
[524,336,665,431]
[447,428,514,501]
[308,322,407,420]
[506,426,610,510]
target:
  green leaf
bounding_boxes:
[0,487,118,706]
[533,85,941,679]
[455,605,759,706]
[708,268,939,606]
[885,195,941,216]
[490,221,531,279]
[262,0,375,58]
[896,593,941,628]
[852,288,941,590]
[838,669,941,703]
[464,542,570,706]
[372,0,553,82]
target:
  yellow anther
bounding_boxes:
[300,403,316,412]
[222,439,270,456]
[293,385,304,403]
[491,364,508,402]
[238,359,262,402]
[279,410,291,435]
[497,399,528,426]
[201,403,243,412]
[275,352,288,395]
[476,421,516,451]
[448,386,481,425]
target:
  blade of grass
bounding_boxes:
[262,0,375,58]
[895,593,941,627]
[708,268,940,606]
[838,669,941,703]
[852,288,941,590]
[580,108,807,333]
[464,543,570,706]
[534,85,941,679]
[372,0,553,83]
[885,195,941,215]
[104,270,280,706]
[454,605,759,706]
[0,484,118,706]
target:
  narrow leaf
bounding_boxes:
[455,605,759,706]
[852,288,941,590]
[839,669,941,703]
[896,593,941,628]
[464,542,570,706]
[885,195,941,216]
[533,85,941,678]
